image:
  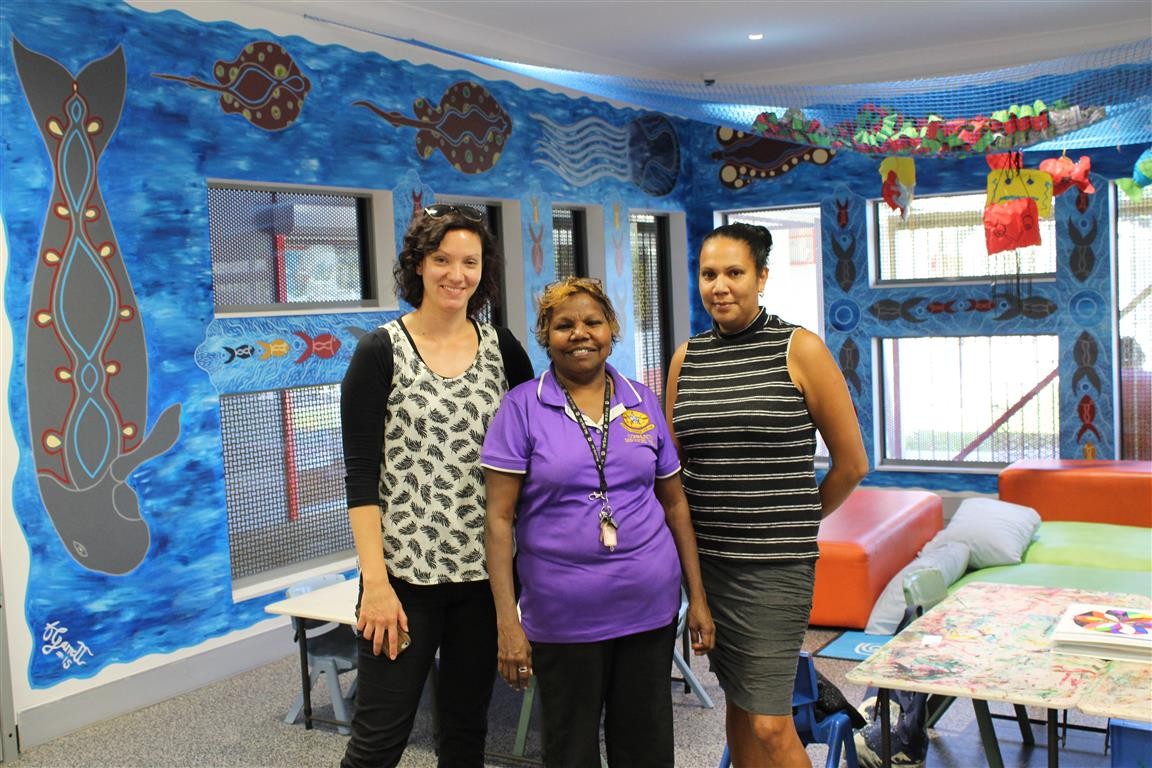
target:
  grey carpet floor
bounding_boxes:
[10,628,1114,767]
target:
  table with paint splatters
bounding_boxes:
[846,581,1151,768]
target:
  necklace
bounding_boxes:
[558,374,619,551]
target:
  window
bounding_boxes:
[221,385,353,586]
[725,206,823,335]
[880,335,1060,465]
[208,183,389,312]
[206,181,394,592]
[876,192,1056,283]
[552,206,588,280]
[725,206,828,459]
[1117,186,1152,460]
[630,213,671,397]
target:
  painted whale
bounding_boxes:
[13,39,181,575]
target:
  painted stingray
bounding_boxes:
[153,41,311,131]
[14,40,182,575]
[357,81,511,174]
[530,113,680,197]
[711,127,834,190]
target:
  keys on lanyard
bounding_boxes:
[590,490,619,551]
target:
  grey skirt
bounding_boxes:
[699,557,815,716]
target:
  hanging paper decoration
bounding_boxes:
[1038,155,1096,196]
[1114,147,1151,202]
[985,151,1054,217]
[984,197,1041,255]
[878,157,915,219]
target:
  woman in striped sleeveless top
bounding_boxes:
[665,222,868,767]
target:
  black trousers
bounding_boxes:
[531,619,677,768]
[340,577,497,768]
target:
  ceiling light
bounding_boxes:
[748,33,764,41]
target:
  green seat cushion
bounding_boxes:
[1023,521,1151,570]
[952,563,1151,597]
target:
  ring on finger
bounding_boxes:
[518,666,529,673]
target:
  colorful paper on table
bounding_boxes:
[816,631,892,661]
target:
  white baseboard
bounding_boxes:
[15,624,297,751]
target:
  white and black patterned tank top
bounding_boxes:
[380,320,507,583]
[672,309,821,561]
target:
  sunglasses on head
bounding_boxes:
[424,203,484,222]
[545,276,603,291]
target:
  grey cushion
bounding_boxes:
[935,497,1041,569]
[864,540,970,635]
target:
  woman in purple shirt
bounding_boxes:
[482,277,714,768]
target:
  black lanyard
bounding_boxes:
[559,375,615,522]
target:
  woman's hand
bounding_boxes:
[497,620,533,691]
[687,599,715,655]
[356,580,408,659]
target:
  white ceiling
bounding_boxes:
[136,0,1152,86]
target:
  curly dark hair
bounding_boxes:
[393,207,503,318]
[702,222,773,271]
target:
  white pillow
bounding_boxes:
[864,540,970,635]
[935,497,1041,569]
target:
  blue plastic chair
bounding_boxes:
[282,573,358,734]
[718,651,859,768]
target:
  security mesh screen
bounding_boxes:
[220,385,352,580]
[1117,187,1152,460]
[630,213,666,398]
[208,185,368,308]
[876,192,1056,282]
[552,207,583,280]
[880,335,1060,464]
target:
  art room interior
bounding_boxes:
[1,0,1149,765]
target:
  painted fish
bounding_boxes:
[838,338,862,394]
[867,298,926,323]
[832,234,857,292]
[294,330,342,362]
[14,40,181,575]
[1076,395,1102,442]
[1067,218,1098,282]
[257,339,289,359]
[1071,331,1101,392]
[224,343,257,363]
[965,298,997,312]
[994,292,1058,321]
[926,300,956,314]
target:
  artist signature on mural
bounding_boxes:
[42,620,94,670]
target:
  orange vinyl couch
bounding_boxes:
[810,487,944,629]
[997,459,1152,527]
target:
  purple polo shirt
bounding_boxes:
[481,363,683,643]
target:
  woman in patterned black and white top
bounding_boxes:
[340,205,533,768]
[665,222,868,768]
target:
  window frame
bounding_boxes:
[208,178,397,318]
[871,189,1058,288]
